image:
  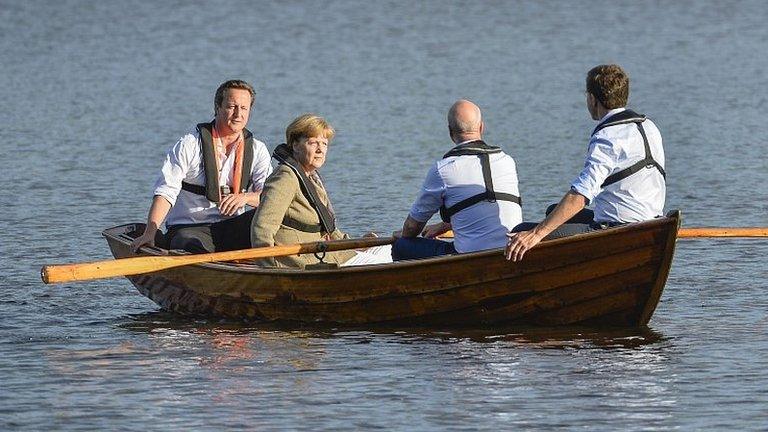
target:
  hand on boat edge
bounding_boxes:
[505,230,544,262]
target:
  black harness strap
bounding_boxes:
[439,141,521,223]
[281,216,323,233]
[181,182,207,196]
[273,143,336,234]
[593,111,666,189]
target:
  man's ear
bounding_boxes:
[479,121,485,135]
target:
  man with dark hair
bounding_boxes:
[505,64,665,261]
[131,79,273,253]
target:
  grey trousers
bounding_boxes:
[166,209,255,253]
[511,207,603,240]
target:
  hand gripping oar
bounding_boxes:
[41,236,395,284]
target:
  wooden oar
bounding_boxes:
[439,227,768,239]
[678,227,768,238]
[41,236,395,284]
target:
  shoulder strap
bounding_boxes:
[272,144,336,233]
[601,121,666,188]
[442,140,502,158]
[194,122,222,203]
[239,127,255,193]
[439,147,521,223]
[592,109,646,136]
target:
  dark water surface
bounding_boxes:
[2,0,767,430]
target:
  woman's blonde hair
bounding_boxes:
[286,114,335,149]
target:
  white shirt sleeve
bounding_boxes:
[408,163,446,223]
[249,140,273,192]
[152,134,197,206]
[570,136,620,204]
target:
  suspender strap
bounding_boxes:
[439,143,522,222]
[600,122,666,188]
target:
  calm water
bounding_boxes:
[2,0,767,430]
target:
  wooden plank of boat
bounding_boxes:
[101,210,682,327]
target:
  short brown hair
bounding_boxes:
[214,80,255,112]
[286,114,335,149]
[586,65,629,109]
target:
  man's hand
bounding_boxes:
[218,193,249,216]
[131,231,156,253]
[504,229,545,262]
[422,222,451,238]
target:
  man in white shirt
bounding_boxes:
[131,80,273,253]
[505,64,665,262]
[393,100,523,260]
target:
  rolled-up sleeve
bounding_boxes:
[249,141,274,191]
[570,137,619,204]
[152,134,196,206]
[408,164,445,223]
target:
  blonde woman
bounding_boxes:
[250,114,390,268]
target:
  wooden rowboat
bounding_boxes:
[103,210,681,327]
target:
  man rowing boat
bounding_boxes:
[505,64,666,261]
[131,80,273,253]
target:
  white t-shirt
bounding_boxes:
[153,125,273,226]
[409,145,522,253]
[571,108,666,223]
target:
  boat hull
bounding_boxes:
[104,211,680,327]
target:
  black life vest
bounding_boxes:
[272,143,337,234]
[438,140,522,223]
[593,110,666,188]
[180,122,255,203]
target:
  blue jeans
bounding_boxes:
[392,237,457,261]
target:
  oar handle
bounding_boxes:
[42,236,395,284]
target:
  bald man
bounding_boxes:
[392,100,523,260]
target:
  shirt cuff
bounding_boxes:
[569,184,592,205]
[153,187,178,207]
[408,209,433,223]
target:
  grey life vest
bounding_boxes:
[439,140,522,223]
[180,121,255,203]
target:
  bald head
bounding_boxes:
[448,100,483,143]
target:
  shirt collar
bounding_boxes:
[597,107,627,126]
[455,139,478,146]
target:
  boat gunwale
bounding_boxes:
[103,215,678,276]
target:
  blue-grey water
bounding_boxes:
[2,0,767,430]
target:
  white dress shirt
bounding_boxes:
[571,108,666,223]
[409,143,522,253]
[153,125,273,226]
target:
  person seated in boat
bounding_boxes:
[130,79,273,253]
[250,114,392,268]
[392,99,523,260]
[505,64,666,262]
